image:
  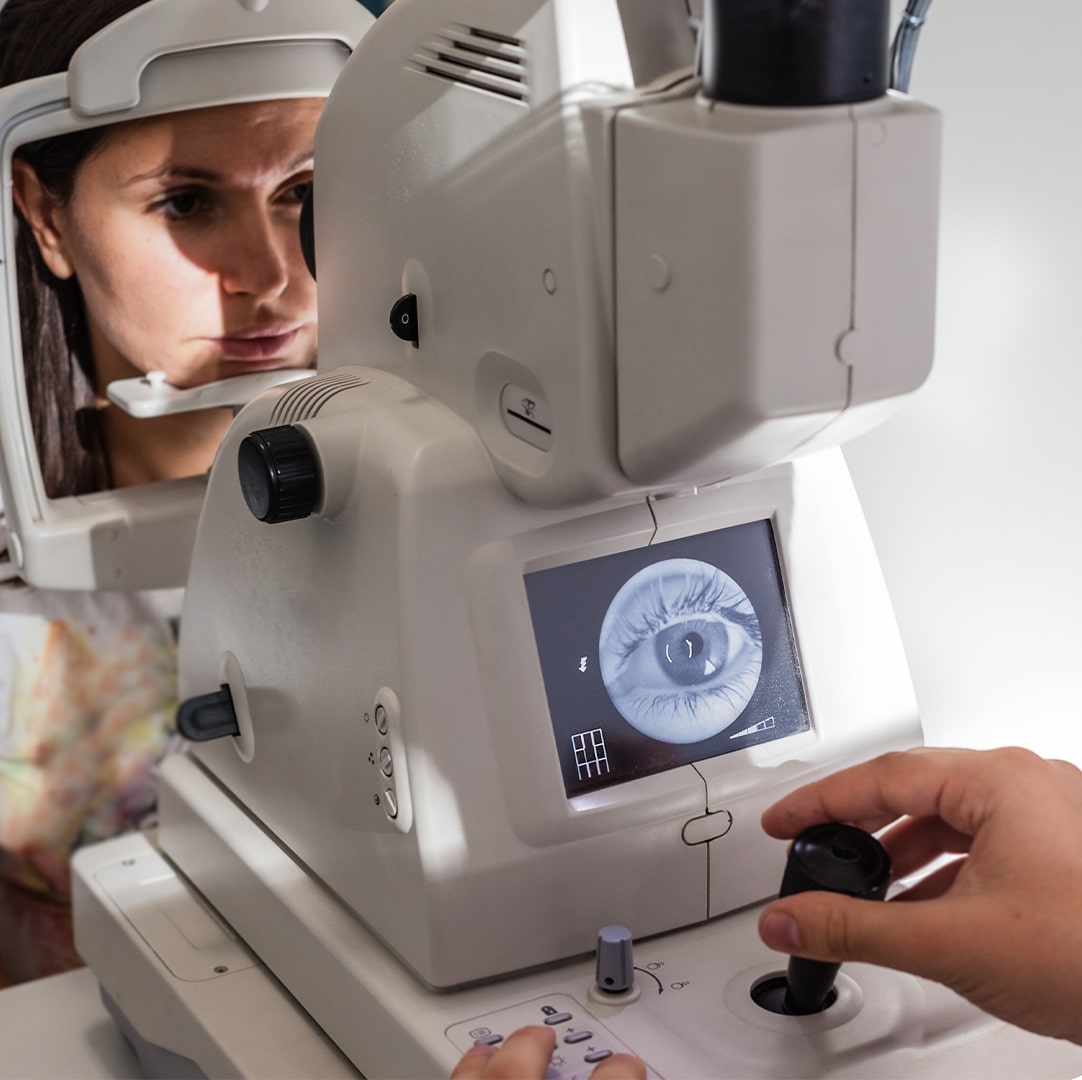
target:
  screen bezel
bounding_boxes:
[465,465,827,848]
[525,517,810,799]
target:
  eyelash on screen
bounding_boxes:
[613,576,760,664]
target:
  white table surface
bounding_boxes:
[0,968,140,1079]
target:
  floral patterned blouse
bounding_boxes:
[0,521,181,984]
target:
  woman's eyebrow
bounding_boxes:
[123,152,315,188]
[123,164,224,186]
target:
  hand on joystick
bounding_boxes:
[756,823,890,1015]
[756,747,1082,1044]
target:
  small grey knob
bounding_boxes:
[595,925,635,994]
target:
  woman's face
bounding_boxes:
[22,98,323,390]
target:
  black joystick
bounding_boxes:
[753,823,891,1016]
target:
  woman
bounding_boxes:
[4,0,320,495]
[0,0,328,985]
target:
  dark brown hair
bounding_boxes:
[1,0,149,496]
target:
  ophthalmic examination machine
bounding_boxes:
[3,0,1082,1077]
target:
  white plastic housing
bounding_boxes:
[174,367,920,988]
[74,823,1082,1080]
[0,0,372,590]
[613,93,941,485]
[312,0,939,506]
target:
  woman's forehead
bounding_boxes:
[88,98,324,183]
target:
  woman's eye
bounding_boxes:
[154,191,208,221]
[280,179,313,206]
[598,558,764,745]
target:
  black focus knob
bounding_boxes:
[780,823,891,1014]
[238,425,321,523]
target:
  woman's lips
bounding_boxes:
[214,328,299,362]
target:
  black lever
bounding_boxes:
[782,823,891,1014]
[177,685,240,742]
[753,822,891,1015]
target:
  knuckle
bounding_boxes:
[878,749,909,767]
[994,745,1039,769]
[817,901,855,960]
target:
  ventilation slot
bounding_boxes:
[409,25,528,103]
[271,369,370,426]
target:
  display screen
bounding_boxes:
[524,519,809,798]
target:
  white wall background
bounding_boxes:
[845,1,1082,761]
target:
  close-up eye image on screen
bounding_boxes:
[598,557,763,744]
[524,518,810,798]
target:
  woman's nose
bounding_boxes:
[219,208,291,299]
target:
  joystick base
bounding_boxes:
[751,973,838,1015]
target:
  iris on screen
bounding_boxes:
[598,558,763,744]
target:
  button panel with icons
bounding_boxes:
[366,687,412,834]
[445,994,657,1079]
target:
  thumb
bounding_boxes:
[758,892,944,977]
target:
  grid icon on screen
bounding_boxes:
[572,728,610,779]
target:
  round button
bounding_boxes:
[374,704,388,736]
[379,747,393,778]
[383,788,398,819]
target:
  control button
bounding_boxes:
[564,1030,593,1044]
[390,293,419,345]
[584,1050,614,1064]
[374,704,388,735]
[383,789,398,820]
[543,1012,573,1026]
[681,809,733,845]
[473,1034,503,1046]
[373,687,412,835]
